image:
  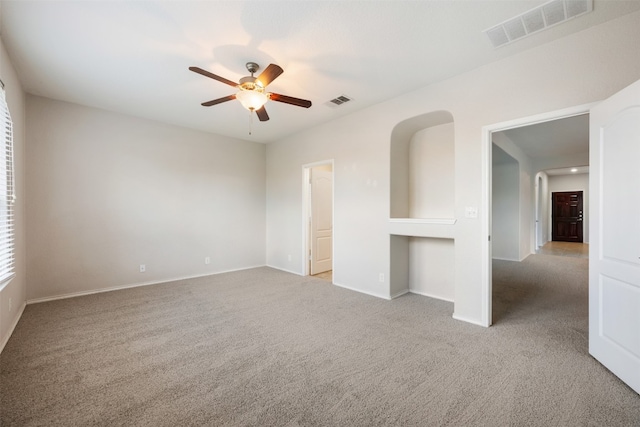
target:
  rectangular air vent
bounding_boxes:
[326,95,353,108]
[484,0,593,48]
[522,9,546,33]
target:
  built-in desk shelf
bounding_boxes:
[389,218,456,239]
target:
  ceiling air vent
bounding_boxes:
[484,0,593,48]
[326,95,353,108]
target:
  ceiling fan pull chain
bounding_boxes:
[249,109,253,135]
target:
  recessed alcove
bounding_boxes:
[390,110,455,220]
[389,111,456,301]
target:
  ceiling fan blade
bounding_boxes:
[256,64,284,88]
[201,94,236,107]
[255,106,269,122]
[189,66,238,88]
[270,93,312,108]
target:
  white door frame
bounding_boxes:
[535,174,543,249]
[302,160,335,276]
[480,103,595,327]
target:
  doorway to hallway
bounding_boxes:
[481,105,592,327]
[302,161,334,279]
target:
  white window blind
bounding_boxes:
[0,87,15,285]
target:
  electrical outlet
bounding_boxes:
[139,264,146,273]
[205,257,211,265]
[288,254,292,262]
[379,273,384,282]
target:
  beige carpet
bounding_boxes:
[311,270,332,282]
[1,258,639,426]
[536,241,589,259]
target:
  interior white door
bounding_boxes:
[589,78,640,394]
[310,165,333,275]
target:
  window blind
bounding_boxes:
[0,87,15,285]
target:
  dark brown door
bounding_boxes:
[552,191,583,242]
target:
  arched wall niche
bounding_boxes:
[388,110,456,303]
[390,110,455,219]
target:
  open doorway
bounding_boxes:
[492,123,590,325]
[302,161,334,282]
[480,104,593,326]
[537,164,590,258]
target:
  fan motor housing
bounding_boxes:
[245,62,260,74]
[239,76,264,91]
[239,76,256,85]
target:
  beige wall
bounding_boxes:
[492,132,535,261]
[407,123,455,301]
[265,11,640,324]
[26,96,266,301]
[2,9,640,351]
[0,36,27,351]
[409,123,455,219]
[492,146,520,261]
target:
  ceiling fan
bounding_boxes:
[189,62,312,122]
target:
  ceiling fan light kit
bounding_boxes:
[236,87,268,111]
[189,61,312,127]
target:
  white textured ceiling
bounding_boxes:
[494,114,589,175]
[1,1,639,143]
[501,113,589,158]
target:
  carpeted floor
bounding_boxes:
[1,257,639,426]
[311,270,333,282]
[536,241,589,259]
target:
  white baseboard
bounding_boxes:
[491,256,520,262]
[492,254,532,262]
[332,282,389,300]
[409,290,454,303]
[27,265,267,305]
[0,301,26,354]
[452,313,488,328]
[265,265,303,276]
[390,289,410,299]
[268,266,391,301]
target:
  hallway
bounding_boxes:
[536,241,588,259]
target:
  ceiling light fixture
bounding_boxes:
[236,85,269,111]
[235,63,270,112]
[189,61,311,126]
